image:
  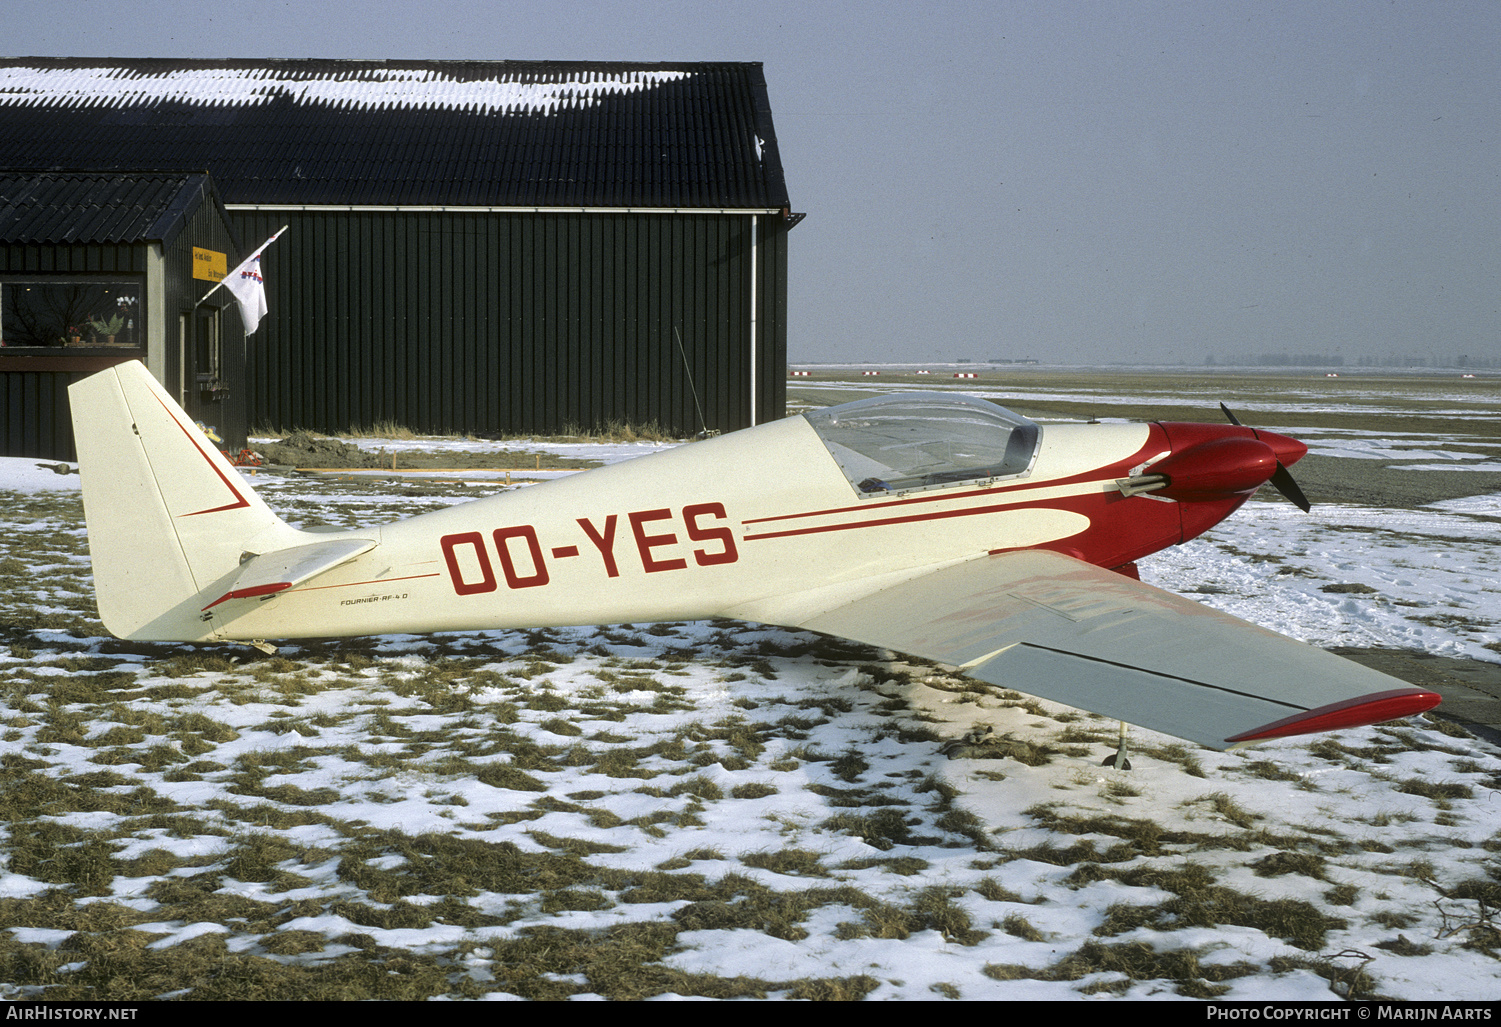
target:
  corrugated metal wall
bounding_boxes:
[232,209,788,436]
[2,370,77,459]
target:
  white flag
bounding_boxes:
[223,228,285,334]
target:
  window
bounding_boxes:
[805,393,1041,496]
[0,279,143,349]
[195,306,221,382]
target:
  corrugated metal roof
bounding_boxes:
[0,59,790,209]
[0,170,217,245]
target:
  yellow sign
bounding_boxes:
[192,247,227,283]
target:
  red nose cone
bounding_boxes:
[1254,429,1308,468]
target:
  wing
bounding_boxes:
[730,550,1439,750]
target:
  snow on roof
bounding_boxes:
[0,60,789,208]
[0,62,692,115]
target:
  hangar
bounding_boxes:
[0,58,796,453]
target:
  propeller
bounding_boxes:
[1219,404,1312,512]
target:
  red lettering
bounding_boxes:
[493,526,549,589]
[629,508,687,573]
[577,515,620,577]
[440,532,497,595]
[683,502,739,566]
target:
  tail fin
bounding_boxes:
[69,361,296,640]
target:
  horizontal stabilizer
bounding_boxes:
[203,538,378,610]
[748,549,1438,750]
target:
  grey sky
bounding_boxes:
[5,0,1497,365]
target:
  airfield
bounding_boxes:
[1,367,1498,1000]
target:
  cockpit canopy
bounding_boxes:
[804,393,1041,496]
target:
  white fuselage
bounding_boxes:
[203,416,1150,641]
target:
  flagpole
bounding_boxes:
[196,225,288,308]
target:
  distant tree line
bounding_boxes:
[1204,352,1498,369]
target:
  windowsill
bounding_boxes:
[0,350,146,373]
[1,346,145,355]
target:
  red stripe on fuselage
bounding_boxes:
[287,572,442,594]
[741,437,1164,541]
[741,488,1112,542]
[202,572,442,612]
[741,460,1154,529]
[149,391,252,516]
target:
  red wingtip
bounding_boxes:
[1226,688,1443,743]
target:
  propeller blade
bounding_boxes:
[1270,463,1312,513]
[1218,403,1312,511]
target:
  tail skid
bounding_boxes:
[69,361,305,640]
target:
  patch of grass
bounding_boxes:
[829,748,869,783]
[742,848,829,878]
[1397,778,1474,802]
[837,856,930,876]
[1375,935,1433,957]
[336,829,599,901]
[540,888,614,913]
[975,877,1026,903]
[984,939,1260,996]
[1000,914,1045,941]
[1139,743,1206,777]
[474,761,549,792]
[1023,803,1262,859]
[906,886,989,945]
[730,781,778,799]
[1249,851,1328,880]
[1092,871,1347,951]
[588,746,657,780]
[821,809,914,851]
[672,880,879,943]
[934,806,991,848]
[152,652,241,678]
[7,823,121,895]
[667,774,723,800]
[1241,759,1305,782]
[1193,791,1261,828]
[1324,883,1361,906]
[219,831,321,887]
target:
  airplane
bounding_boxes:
[68,361,1440,758]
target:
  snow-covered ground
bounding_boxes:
[2,391,1498,1001]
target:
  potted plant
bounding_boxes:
[88,313,126,345]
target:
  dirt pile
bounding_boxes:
[250,432,605,471]
[255,431,387,469]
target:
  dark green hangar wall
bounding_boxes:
[234,207,789,436]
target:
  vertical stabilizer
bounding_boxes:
[69,361,293,640]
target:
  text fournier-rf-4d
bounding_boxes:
[69,361,1440,758]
